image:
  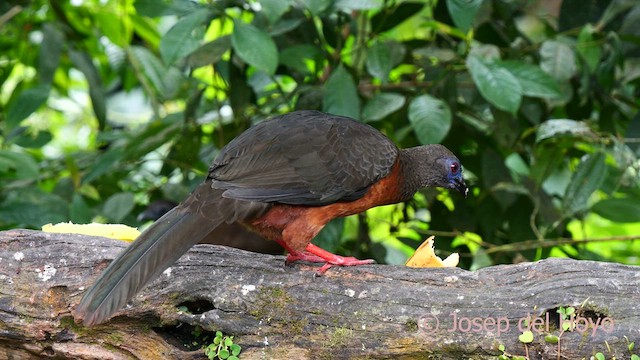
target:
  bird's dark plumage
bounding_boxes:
[210,111,398,205]
[138,199,282,254]
[75,110,467,326]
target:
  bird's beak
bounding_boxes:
[454,178,468,198]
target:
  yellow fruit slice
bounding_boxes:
[405,236,459,268]
[42,222,140,242]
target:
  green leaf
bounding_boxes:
[82,147,125,184]
[466,56,522,114]
[536,119,593,143]
[95,10,132,48]
[592,198,640,223]
[408,94,452,144]
[563,152,607,215]
[279,45,322,75]
[544,334,559,344]
[0,150,39,180]
[0,189,68,227]
[595,353,605,360]
[505,152,530,181]
[131,14,161,47]
[371,2,425,33]
[224,337,233,347]
[270,18,304,36]
[230,344,241,356]
[322,65,360,119]
[124,117,182,160]
[219,349,230,359]
[518,330,534,343]
[187,35,231,68]
[78,184,101,201]
[576,25,601,73]
[231,20,278,75]
[260,0,290,23]
[387,41,407,68]
[0,156,13,173]
[69,50,107,130]
[135,0,172,17]
[531,144,564,185]
[71,193,93,224]
[366,41,393,82]
[6,85,51,129]
[160,9,210,65]
[559,306,575,317]
[103,192,135,223]
[335,0,383,11]
[362,93,405,122]
[296,0,332,16]
[446,0,482,33]
[498,61,562,99]
[39,24,64,85]
[10,127,53,148]
[631,354,640,360]
[539,40,577,81]
[130,46,165,90]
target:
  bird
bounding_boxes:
[75,110,468,326]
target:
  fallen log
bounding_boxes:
[0,229,638,359]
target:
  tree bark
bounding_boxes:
[0,229,639,360]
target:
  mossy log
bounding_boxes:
[1,229,639,360]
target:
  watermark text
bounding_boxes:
[418,311,614,337]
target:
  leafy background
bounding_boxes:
[1,0,639,269]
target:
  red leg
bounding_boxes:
[284,251,327,264]
[274,239,375,273]
[273,238,327,264]
[303,243,375,274]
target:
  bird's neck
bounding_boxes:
[397,146,440,200]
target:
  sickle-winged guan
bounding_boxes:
[76,110,468,326]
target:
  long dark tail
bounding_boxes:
[75,183,269,326]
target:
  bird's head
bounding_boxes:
[404,144,468,198]
[441,156,468,197]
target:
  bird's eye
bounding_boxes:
[450,162,459,174]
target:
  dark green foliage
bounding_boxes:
[0,0,639,268]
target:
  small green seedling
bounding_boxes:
[204,331,241,360]
[557,306,575,331]
[627,336,635,352]
[497,344,508,360]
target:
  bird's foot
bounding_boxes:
[303,243,375,275]
[277,239,374,274]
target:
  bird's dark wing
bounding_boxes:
[209,111,399,206]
